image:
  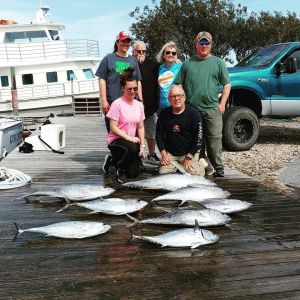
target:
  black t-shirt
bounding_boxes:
[156,105,203,156]
[139,58,159,118]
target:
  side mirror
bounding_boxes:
[286,57,297,73]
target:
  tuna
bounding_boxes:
[14,221,111,239]
[20,184,115,202]
[58,198,148,215]
[127,207,231,227]
[152,186,231,205]
[188,199,253,213]
[123,174,216,191]
[130,220,219,248]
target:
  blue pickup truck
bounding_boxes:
[223,42,300,150]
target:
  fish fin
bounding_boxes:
[128,227,136,242]
[13,222,23,240]
[179,199,187,206]
[125,214,141,227]
[194,221,209,241]
[194,219,200,232]
[191,243,201,249]
[187,201,206,210]
[87,210,98,215]
[63,196,71,203]
[153,206,172,213]
[56,203,73,213]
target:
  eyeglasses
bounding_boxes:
[165,51,177,56]
[127,87,138,92]
[198,40,211,46]
[169,94,184,100]
[136,50,146,54]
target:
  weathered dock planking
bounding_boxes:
[0,115,300,299]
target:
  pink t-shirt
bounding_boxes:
[106,96,145,145]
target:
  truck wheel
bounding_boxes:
[223,106,259,151]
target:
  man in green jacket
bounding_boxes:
[176,31,231,177]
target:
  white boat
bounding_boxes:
[0,6,101,116]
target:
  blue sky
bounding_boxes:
[1,0,299,58]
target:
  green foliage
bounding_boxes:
[129,0,300,63]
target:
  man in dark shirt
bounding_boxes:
[156,85,207,175]
[133,40,160,164]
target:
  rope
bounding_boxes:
[0,167,31,189]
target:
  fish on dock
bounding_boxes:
[20,184,115,202]
[152,186,231,205]
[58,198,148,215]
[188,199,253,213]
[130,220,219,248]
[14,221,111,239]
[126,207,231,227]
[123,174,216,191]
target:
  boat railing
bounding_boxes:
[10,78,99,101]
[0,79,99,103]
[0,39,100,62]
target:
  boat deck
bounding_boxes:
[1,116,300,299]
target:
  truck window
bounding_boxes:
[236,44,288,68]
[281,49,300,72]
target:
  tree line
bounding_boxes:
[129,0,300,63]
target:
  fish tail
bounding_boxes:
[125,214,141,227]
[13,222,23,240]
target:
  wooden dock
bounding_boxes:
[1,115,300,299]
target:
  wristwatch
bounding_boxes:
[185,156,192,161]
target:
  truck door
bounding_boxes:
[270,48,300,115]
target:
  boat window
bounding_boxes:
[46,72,58,83]
[5,31,48,43]
[67,70,77,81]
[49,30,60,41]
[22,74,33,85]
[0,76,9,87]
[83,68,94,79]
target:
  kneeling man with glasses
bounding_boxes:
[155,85,207,175]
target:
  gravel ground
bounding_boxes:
[223,117,300,197]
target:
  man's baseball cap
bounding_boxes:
[195,31,212,43]
[116,31,131,41]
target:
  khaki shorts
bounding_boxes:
[144,113,157,139]
[158,153,207,176]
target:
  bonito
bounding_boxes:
[123,174,216,191]
[14,221,111,239]
[189,198,253,213]
[152,186,230,205]
[20,184,115,202]
[127,207,231,227]
[130,220,219,248]
[58,198,148,215]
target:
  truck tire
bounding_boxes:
[223,106,259,151]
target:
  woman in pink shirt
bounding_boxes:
[102,68,145,183]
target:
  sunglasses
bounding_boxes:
[198,40,211,46]
[136,50,146,54]
[165,51,177,56]
[127,87,138,92]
